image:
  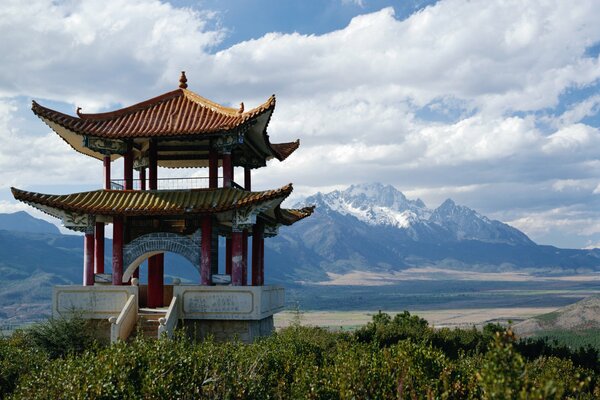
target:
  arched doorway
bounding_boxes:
[122,231,201,308]
[122,231,201,282]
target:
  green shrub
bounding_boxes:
[477,328,592,399]
[0,330,47,398]
[1,318,598,399]
[26,315,97,359]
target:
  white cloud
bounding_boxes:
[552,95,600,128]
[0,99,100,189]
[0,0,223,108]
[509,206,600,238]
[552,179,595,193]
[207,1,600,114]
[542,124,600,155]
[341,0,366,7]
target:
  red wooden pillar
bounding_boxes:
[94,222,104,274]
[231,230,243,285]
[201,215,212,285]
[157,253,164,305]
[103,155,111,190]
[222,151,232,187]
[244,167,251,191]
[252,221,264,286]
[149,140,158,190]
[83,231,95,286]
[209,147,218,189]
[112,217,123,285]
[225,238,232,275]
[139,168,146,190]
[241,167,250,285]
[242,229,248,286]
[148,255,162,308]
[124,143,133,190]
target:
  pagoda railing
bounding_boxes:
[109,294,138,343]
[110,177,224,190]
[158,296,179,339]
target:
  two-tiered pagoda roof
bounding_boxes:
[16,72,312,234]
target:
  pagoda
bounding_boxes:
[12,72,313,342]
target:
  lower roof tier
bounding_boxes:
[11,185,314,232]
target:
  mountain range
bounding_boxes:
[266,183,600,282]
[1,182,600,322]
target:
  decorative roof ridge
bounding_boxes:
[182,89,242,116]
[182,92,276,122]
[33,91,276,125]
[31,100,77,121]
[76,89,184,120]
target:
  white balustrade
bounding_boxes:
[109,294,138,343]
[158,296,179,339]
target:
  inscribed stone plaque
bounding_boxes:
[183,290,254,315]
[57,290,128,314]
[53,286,136,319]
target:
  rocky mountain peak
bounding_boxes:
[301,183,534,245]
[303,182,431,228]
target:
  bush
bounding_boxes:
[0,330,47,398]
[26,315,97,359]
[478,328,593,399]
[1,316,599,399]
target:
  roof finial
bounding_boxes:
[179,71,188,89]
[238,102,244,114]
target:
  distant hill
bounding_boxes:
[514,295,600,335]
[0,211,60,234]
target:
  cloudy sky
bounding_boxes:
[1,0,599,249]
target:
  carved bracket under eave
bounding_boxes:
[64,213,95,233]
[232,199,283,231]
[133,156,149,170]
[83,136,128,155]
[264,225,279,238]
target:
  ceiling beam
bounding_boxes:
[157,144,210,152]
[157,154,207,161]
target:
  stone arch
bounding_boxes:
[122,231,201,282]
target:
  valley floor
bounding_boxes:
[275,307,557,330]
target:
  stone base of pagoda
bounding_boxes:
[52,285,284,343]
[174,285,284,343]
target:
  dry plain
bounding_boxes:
[274,307,559,330]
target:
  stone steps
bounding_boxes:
[134,309,166,339]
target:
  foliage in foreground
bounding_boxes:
[0,313,599,399]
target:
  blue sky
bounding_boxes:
[0,0,600,249]
[178,0,440,50]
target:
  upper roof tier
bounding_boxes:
[31,72,300,169]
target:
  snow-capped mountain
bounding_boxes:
[300,183,533,246]
[307,183,430,228]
